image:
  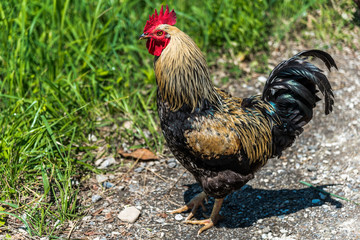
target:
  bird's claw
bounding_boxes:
[184,216,216,235]
[184,213,224,235]
[169,205,189,214]
[171,197,224,235]
[169,191,207,219]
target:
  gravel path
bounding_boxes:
[66,46,360,240]
[74,47,359,240]
[9,46,359,240]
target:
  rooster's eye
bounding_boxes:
[157,31,163,36]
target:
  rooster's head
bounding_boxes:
[139,5,177,56]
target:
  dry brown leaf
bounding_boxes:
[118,148,158,161]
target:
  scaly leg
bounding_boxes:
[184,198,224,235]
[170,191,207,220]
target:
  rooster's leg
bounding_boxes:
[184,198,224,235]
[170,191,207,220]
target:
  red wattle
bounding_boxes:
[146,38,170,56]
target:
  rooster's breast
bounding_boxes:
[157,98,255,198]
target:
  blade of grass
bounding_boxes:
[0,211,32,236]
[41,115,65,162]
[300,181,360,206]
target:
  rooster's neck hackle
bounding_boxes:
[154,26,221,111]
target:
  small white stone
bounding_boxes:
[92,195,102,203]
[118,206,141,223]
[123,121,133,129]
[96,174,108,183]
[88,134,97,142]
[340,174,348,180]
[82,216,92,221]
[97,157,117,169]
[95,158,104,166]
[174,214,183,221]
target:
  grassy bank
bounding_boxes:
[0,0,357,237]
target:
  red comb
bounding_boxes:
[144,5,176,33]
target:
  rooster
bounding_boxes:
[140,6,337,234]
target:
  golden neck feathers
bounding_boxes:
[154,26,221,111]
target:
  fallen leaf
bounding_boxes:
[118,148,158,161]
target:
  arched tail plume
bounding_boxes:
[262,50,337,155]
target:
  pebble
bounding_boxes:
[168,162,177,168]
[96,174,108,183]
[88,134,97,142]
[97,157,117,169]
[262,226,271,233]
[174,214,183,221]
[134,167,144,172]
[92,195,102,203]
[123,121,133,129]
[155,218,165,223]
[102,182,114,189]
[128,183,139,192]
[340,174,348,180]
[167,158,177,164]
[307,165,317,172]
[95,158,103,166]
[82,216,92,221]
[118,206,141,223]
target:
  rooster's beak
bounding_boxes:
[139,33,149,40]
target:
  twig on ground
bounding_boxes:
[145,167,169,183]
[166,169,186,195]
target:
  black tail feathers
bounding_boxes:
[262,49,337,155]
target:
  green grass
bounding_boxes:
[0,0,357,237]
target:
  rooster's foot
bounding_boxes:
[170,191,207,220]
[185,197,224,235]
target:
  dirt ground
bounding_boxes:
[9,45,360,239]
